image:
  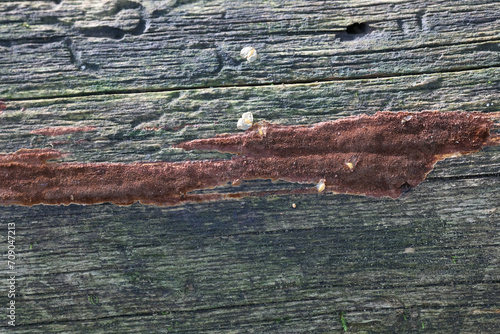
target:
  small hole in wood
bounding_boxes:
[346,22,369,34]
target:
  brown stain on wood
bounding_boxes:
[1,111,498,206]
[30,126,97,136]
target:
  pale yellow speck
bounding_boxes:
[316,179,326,192]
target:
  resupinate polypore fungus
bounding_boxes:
[1,111,498,206]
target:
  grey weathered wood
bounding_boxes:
[1,0,499,99]
[3,176,500,333]
[0,0,499,333]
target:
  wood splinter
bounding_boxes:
[0,111,499,206]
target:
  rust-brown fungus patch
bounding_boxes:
[30,126,97,136]
[0,100,6,114]
[1,111,499,206]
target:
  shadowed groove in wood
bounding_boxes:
[4,64,500,102]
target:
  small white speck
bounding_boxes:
[237,112,253,130]
[240,46,258,62]
[401,115,413,124]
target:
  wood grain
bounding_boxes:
[0,0,499,332]
[1,0,499,98]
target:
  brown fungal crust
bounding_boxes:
[0,111,498,206]
[0,100,6,113]
[30,126,97,136]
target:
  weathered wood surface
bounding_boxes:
[0,0,499,333]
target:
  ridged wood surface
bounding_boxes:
[0,0,499,332]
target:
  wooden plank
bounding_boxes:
[2,68,499,176]
[2,175,500,333]
[0,0,499,332]
[1,0,499,98]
